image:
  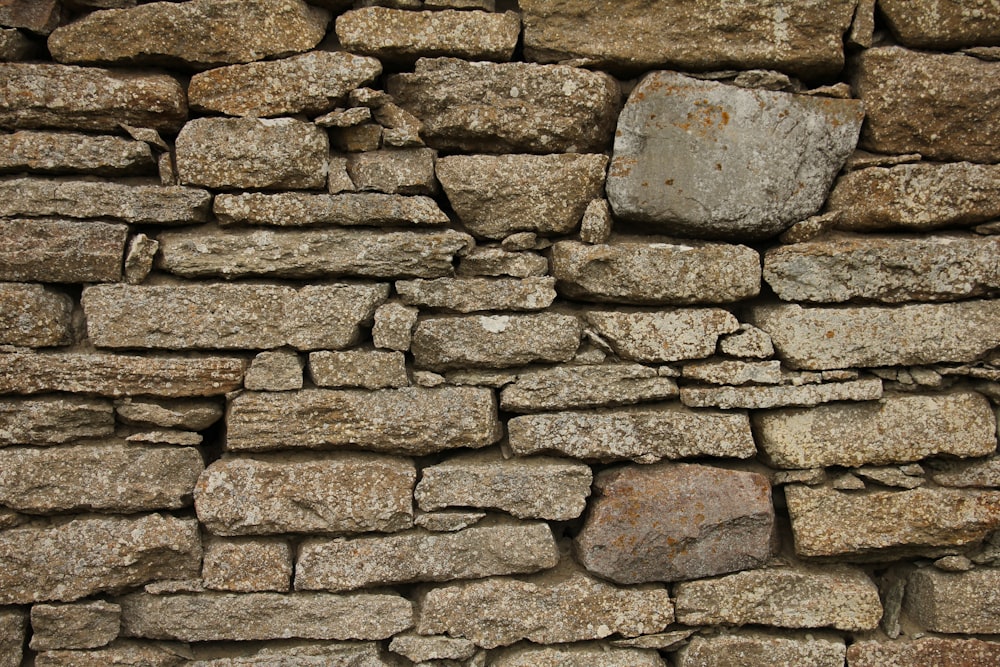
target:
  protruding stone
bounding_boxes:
[202,537,292,592]
[397,277,557,312]
[677,631,846,667]
[436,154,607,239]
[215,192,449,228]
[490,643,667,667]
[500,363,679,412]
[848,638,1000,667]
[458,247,549,278]
[719,325,774,359]
[48,0,331,69]
[679,377,883,410]
[0,282,73,347]
[372,302,418,351]
[585,309,740,363]
[115,398,223,430]
[879,0,1000,49]
[309,350,407,390]
[904,568,1000,634]
[0,130,155,175]
[346,148,438,196]
[123,234,158,285]
[0,396,113,445]
[30,601,121,651]
[195,452,415,536]
[607,71,863,240]
[387,58,620,153]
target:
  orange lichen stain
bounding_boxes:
[615,129,622,137]
[641,181,649,187]
[721,111,729,125]
[825,330,836,338]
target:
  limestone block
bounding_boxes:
[879,0,1000,49]
[372,302,418,350]
[244,350,303,391]
[30,601,120,651]
[606,71,863,239]
[489,643,667,667]
[679,378,883,410]
[202,537,292,592]
[0,608,26,667]
[0,396,113,445]
[115,398,222,430]
[904,568,1000,633]
[346,148,438,196]
[389,634,477,663]
[0,282,73,347]
[579,198,613,244]
[677,631,846,667]
[183,641,396,666]
[396,277,556,312]
[387,57,620,153]
[0,219,127,282]
[682,359,782,385]
[933,456,1000,488]
[194,452,415,536]
[585,309,740,363]
[214,192,449,227]
[0,131,154,175]
[848,637,1000,667]
[458,247,549,278]
[33,640,187,667]
[499,363,678,412]
[309,350,408,389]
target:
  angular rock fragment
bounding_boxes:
[29,601,121,651]
[607,71,863,239]
[580,198,613,244]
[904,568,1000,634]
[0,396,113,445]
[48,0,330,69]
[679,377,883,410]
[0,607,26,667]
[719,324,774,359]
[551,239,760,304]
[458,247,549,278]
[0,0,62,35]
[387,58,620,153]
[415,510,486,533]
[195,453,415,536]
[389,634,477,663]
[879,0,1000,49]
[0,131,154,175]
[932,456,1000,488]
[490,642,667,667]
[585,309,740,362]
[123,234,158,284]
[508,406,755,463]
[214,192,449,227]
[0,513,201,604]
[415,449,592,520]
[372,302,418,351]
[396,277,556,312]
[677,631,846,667]
[500,363,678,412]
[0,282,73,347]
[848,637,1000,667]
[189,51,381,117]
[244,350,303,392]
[436,154,607,238]
[33,640,188,667]
[202,537,292,592]
[115,398,222,430]
[226,387,499,454]
[0,219,127,283]
[308,350,408,389]
[346,148,438,196]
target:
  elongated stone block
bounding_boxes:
[195,453,415,536]
[115,398,222,430]
[904,568,1000,634]
[0,282,73,347]
[0,219,127,283]
[678,631,846,667]
[500,363,678,412]
[309,350,407,390]
[679,378,883,410]
[848,638,1000,667]
[396,277,556,312]
[0,396,113,445]
[585,309,740,363]
[879,0,1000,50]
[214,192,448,227]
[226,387,499,454]
[0,131,154,175]
[33,640,188,667]
[29,601,121,651]
[182,641,396,666]
[491,643,667,667]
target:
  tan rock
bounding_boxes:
[30,601,120,651]
[125,431,202,447]
[932,456,1000,488]
[579,198,613,244]
[0,608,26,667]
[244,350,303,392]
[387,57,620,153]
[682,359,782,385]
[0,282,73,347]
[414,510,486,532]
[389,634,477,663]
[33,640,188,667]
[0,219,127,282]
[904,568,1000,634]
[396,277,556,312]
[123,234,158,285]
[346,148,438,196]
[490,643,667,667]
[226,387,499,455]
[719,324,775,359]
[679,378,883,410]
[677,631,846,667]
[458,247,549,278]
[0,130,154,175]
[48,0,330,69]
[848,638,1000,667]
[0,27,36,61]
[499,363,679,412]
[585,309,740,363]
[372,301,418,351]
[879,0,1000,49]
[202,537,292,592]
[184,641,396,666]
[214,192,449,227]
[195,452,415,536]
[0,396,113,445]
[309,350,408,389]
[114,397,222,430]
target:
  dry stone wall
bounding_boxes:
[1,0,999,665]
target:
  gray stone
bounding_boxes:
[346,148,438,196]
[0,396,113,445]
[575,463,773,584]
[585,309,740,363]
[754,391,998,468]
[397,277,556,312]
[189,51,381,117]
[499,363,679,412]
[317,107,372,128]
[387,57,620,153]
[0,608,26,667]
[508,405,755,463]
[372,302,418,351]
[0,130,154,175]
[114,398,223,430]
[0,220,127,283]
[185,641,395,667]
[202,537,293,592]
[0,282,73,347]
[436,154,607,239]
[226,387,499,455]
[48,0,330,69]
[551,239,760,304]
[30,601,121,651]
[123,234,158,285]
[0,513,201,604]
[244,350,304,392]
[414,449,593,520]
[848,637,1000,667]
[457,247,549,278]
[607,71,863,240]
[719,324,775,359]
[579,199,613,244]
[389,634,477,663]
[309,350,408,389]
[195,452,415,536]
[489,643,667,667]
[682,359,782,385]
[414,511,486,533]
[125,431,202,447]
[679,377,883,410]
[33,640,188,667]
[905,568,1000,634]
[214,192,449,227]
[879,0,1000,49]
[677,631,846,667]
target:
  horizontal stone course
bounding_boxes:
[677,631,846,667]
[848,638,1000,667]
[0,395,114,445]
[585,309,740,363]
[500,363,679,412]
[396,277,557,312]
[0,219,127,283]
[0,130,155,175]
[214,192,449,227]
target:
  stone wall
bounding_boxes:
[1,0,1000,665]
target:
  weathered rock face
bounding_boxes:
[0,396,113,445]
[387,58,620,153]
[849,638,1000,667]
[29,600,121,651]
[389,633,477,663]
[202,537,292,593]
[214,192,449,228]
[309,350,407,389]
[0,514,201,604]
[182,641,398,666]
[48,0,331,69]
[499,363,678,412]
[677,631,846,667]
[679,378,883,410]
[519,0,857,77]
[904,568,1000,634]
[0,220,127,283]
[396,277,556,312]
[607,71,863,240]
[0,131,154,175]
[490,642,667,667]
[0,282,73,347]
[585,309,740,362]
[346,148,438,196]
[854,47,1000,163]
[32,640,188,667]
[0,0,62,35]
[115,398,222,431]
[878,0,1000,49]
[0,607,26,667]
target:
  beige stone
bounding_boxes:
[682,359,782,385]
[0,608,26,667]
[0,219,127,283]
[499,363,678,412]
[0,396,113,445]
[214,192,449,227]
[185,641,396,666]
[33,640,188,667]
[389,634,477,663]
[123,234,158,285]
[0,27,35,61]
[115,398,222,430]
[585,309,740,363]
[202,537,292,592]
[30,601,120,651]
[677,631,846,667]
[244,350,303,392]
[579,198,613,244]
[490,643,667,667]
[0,130,154,175]
[397,277,556,312]
[414,510,486,533]
[848,638,1000,667]
[719,324,775,359]
[932,456,1000,488]
[346,148,438,196]
[372,301,418,351]
[458,247,549,278]
[309,350,408,389]
[904,568,1000,634]
[879,0,1000,49]
[680,378,883,410]
[0,282,73,347]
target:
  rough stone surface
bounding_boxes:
[195,453,415,536]
[396,277,556,312]
[372,302,418,351]
[0,219,127,283]
[499,363,679,412]
[214,192,449,227]
[389,634,477,662]
[157,226,473,280]
[551,239,760,304]
[115,398,222,430]
[125,431,202,447]
[904,568,1000,634]
[202,537,292,592]
[575,463,773,584]
[520,0,857,77]
[117,591,412,641]
[674,563,882,630]
[415,555,673,648]
[754,391,998,468]
[415,449,593,520]
[84,283,387,351]
[226,387,499,454]
[30,601,121,651]
[189,51,381,117]
[849,637,1000,667]
[296,518,558,591]
[244,350,303,392]
[879,0,1000,49]
[309,350,408,389]
[828,162,1000,231]
[585,309,740,362]
[123,234,158,284]
[0,282,73,347]
[436,154,607,239]
[414,510,486,533]
[176,118,328,190]
[0,607,26,667]
[580,198,613,244]
[458,247,549,278]
[183,641,396,667]
[0,395,113,445]
[0,513,201,604]
[0,27,35,61]
[32,640,188,667]
[677,631,846,667]
[607,71,863,240]
[387,58,620,153]
[932,456,1000,488]
[337,8,520,62]
[0,63,187,132]
[749,301,1000,370]
[855,47,1000,163]
[682,359,782,385]
[0,0,61,35]
[785,485,1000,558]
[411,313,582,370]
[346,148,438,196]
[48,0,331,69]
[719,325,775,359]
[490,643,667,667]
[0,130,154,175]
[680,378,883,410]
[508,406,755,463]
[764,233,1000,303]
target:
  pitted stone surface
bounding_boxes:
[0,130,155,175]
[29,601,121,651]
[848,638,1000,667]
[0,608,26,667]
[904,568,1000,634]
[879,0,1000,49]
[458,247,550,278]
[202,537,293,593]
[680,378,883,410]
[0,282,73,347]
[677,631,846,667]
[500,363,678,412]
[396,277,556,312]
[0,396,113,445]
[0,220,127,283]
[490,642,667,667]
[214,192,449,228]
[585,309,740,362]
[309,350,408,389]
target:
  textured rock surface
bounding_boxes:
[0,396,113,445]
[202,537,292,592]
[32,640,188,667]
[387,58,620,153]
[500,363,678,412]
[0,282,73,347]
[244,350,304,392]
[855,47,1000,163]
[0,608,26,667]
[904,568,1000,634]
[195,453,415,536]
[458,247,549,278]
[214,192,448,227]
[436,154,607,238]
[396,277,556,312]
[182,641,397,667]
[754,391,998,468]
[681,359,782,385]
[0,0,61,34]
[0,514,201,604]
[680,378,883,410]
[345,148,438,196]
[226,387,499,454]
[0,219,127,283]
[879,0,1000,49]
[372,302,419,351]
[0,130,154,175]
[490,642,667,667]
[677,631,846,667]
[585,309,740,362]
[848,637,1000,667]
[48,0,330,69]
[29,600,121,651]
[309,350,408,389]
[388,634,477,662]
[115,398,222,430]
[607,71,863,239]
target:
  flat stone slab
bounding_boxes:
[396,277,556,312]
[681,359,782,385]
[551,239,760,305]
[849,638,1000,667]
[0,396,114,446]
[387,57,620,153]
[0,219,127,283]
[585,309,740,363]
[507,405,755,463]
[491,642,667,667]
[214,192,449,227]
[754,391,998,468]
[84,283,387,351]
[226,387,499,455]
[678,631,846,667]
[0,63,187,132]
[679,378,883,410]
[606,71,863,239]
[500,363,678,412]
[115,397,222,431]
[195,452,415,536]
[0,513,201,604]
[181,641,395,666]
[458,247,549,278]
[29,600,121,651]
[904,568,1000,634]
[202,536,292,593]
[33,640,196,667]
[309,350,408,389]
[389,634,477,663]
[48,0,330,69]
[749,300,1000,370]
[0,130,154,175]
[879,0,1000,49]
[157,226,473,279]
[0,282,73,347]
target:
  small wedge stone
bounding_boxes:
[114,398,222,430]
[458,247,549,278]
[585,309,740,363]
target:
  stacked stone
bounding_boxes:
[1,0,1000,665]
